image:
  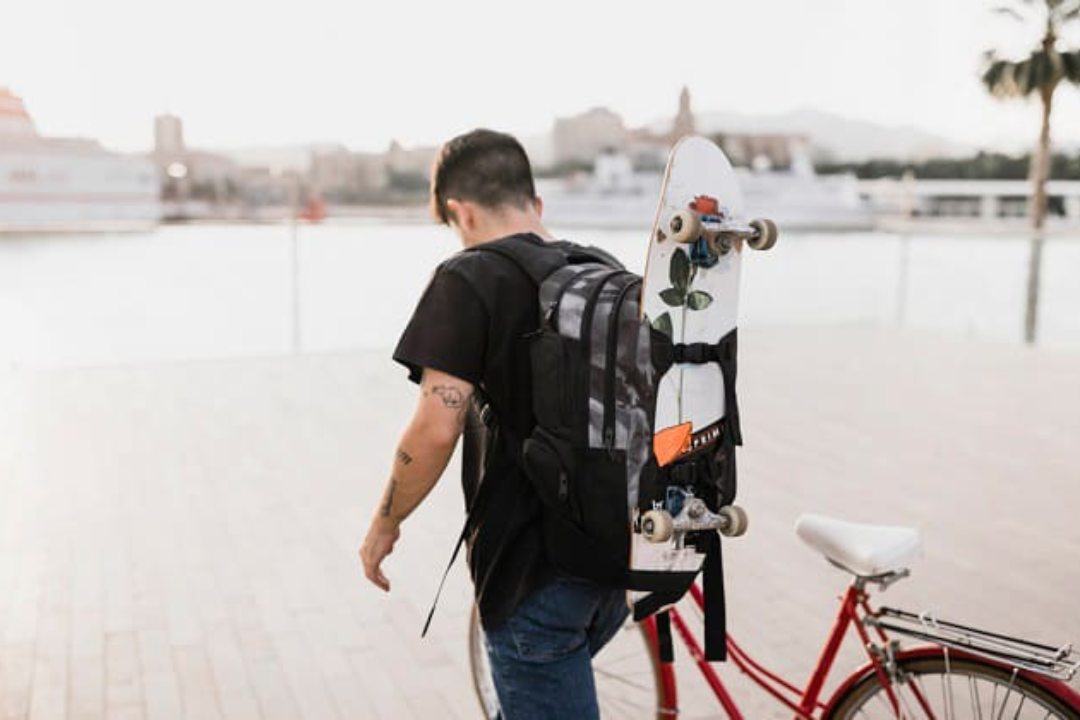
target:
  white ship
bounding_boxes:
[538,150,875,232]
[0,88,160,233]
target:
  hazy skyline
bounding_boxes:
[6,0,1080,155]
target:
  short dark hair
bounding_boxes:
[430,129,537,225]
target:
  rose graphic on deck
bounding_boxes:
[650,242,715,425]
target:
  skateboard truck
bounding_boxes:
[640,490,749,544]
[668,208,779,254]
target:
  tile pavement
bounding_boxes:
[1,327,1078,718]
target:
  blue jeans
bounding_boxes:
[482,576,630,720]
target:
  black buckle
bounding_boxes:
[673,342,714,365]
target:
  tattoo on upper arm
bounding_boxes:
[396,449,413,466]
[424,383,473,429]
[430,385,465,408]
[380,477,397,518]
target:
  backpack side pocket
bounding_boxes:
[521,426,579,522]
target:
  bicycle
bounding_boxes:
[470,513,1080,718]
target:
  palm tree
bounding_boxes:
[982,0,1080,344]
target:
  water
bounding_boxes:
[1,221,1078,367]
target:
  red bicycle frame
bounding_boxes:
[643,580,904,719]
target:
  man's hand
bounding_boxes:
[360,517,400,592]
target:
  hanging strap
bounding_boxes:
[655,610,675,663]
[421,518,471,637]
[702,533,728,662]
[421,393,498,638]
[632,538,727,662]
[639,545,725,663]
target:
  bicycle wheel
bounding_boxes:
[468,604,675,719]
[826,649,1080,719]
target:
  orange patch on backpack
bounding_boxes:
[653,423,693,467]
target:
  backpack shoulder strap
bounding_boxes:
[472,235,624,286]
[568,243,624,270]
[471,235,568,286]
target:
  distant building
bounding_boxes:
[379,140,436,194]
[623,87,702,170]
[715,133,811,170]
[150,114,241,210]
[235,166,297,208]
[553,107,628,167]
[385,141,438,176]
[626,129,670,172]
[671,86,695,141]
[310,146,388,202]
[154,114,185,155]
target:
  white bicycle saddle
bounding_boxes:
[795,513,922,577]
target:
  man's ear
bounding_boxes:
[533,195,544,218]
[446,199,474,231]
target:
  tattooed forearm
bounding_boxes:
[371,373,471,530]
[380,477,397,518]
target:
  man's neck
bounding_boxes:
[462,208,555,248]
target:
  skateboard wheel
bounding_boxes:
[641,509,674,543]
[705,232,732,257]
[718,505,749,537]
[704,233,719,257]
[669,209,701,244]
[748,218,778,251]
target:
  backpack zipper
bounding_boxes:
[603,276,642,454]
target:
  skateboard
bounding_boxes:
[629,135,777,602]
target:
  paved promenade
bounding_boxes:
[1,327,1078,718]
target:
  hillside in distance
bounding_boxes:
[657,107,972,163]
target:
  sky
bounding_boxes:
[4,0,1080,155]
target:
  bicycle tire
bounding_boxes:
[468,603,676,719]
[826,649,1080,719]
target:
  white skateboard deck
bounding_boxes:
[629,136,749,604]
[643,136,743,442]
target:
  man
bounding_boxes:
[359,129,628,718]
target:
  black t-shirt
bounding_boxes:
[393,232,561,629]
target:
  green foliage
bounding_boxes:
[658,250,712,312]
[982,51,1080,97]
[660,288,686,307]
[669,249,690,292]
[982,0,1080,98]
[535,160,595,179]
[687,291,714,311]
[651,312,673,339]
[816,151,1080,180]
[1062,49,1080,82]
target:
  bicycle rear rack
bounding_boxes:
[870,607,1080,681]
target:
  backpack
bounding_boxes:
[424,235,737,663]
[484,234,738,658]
